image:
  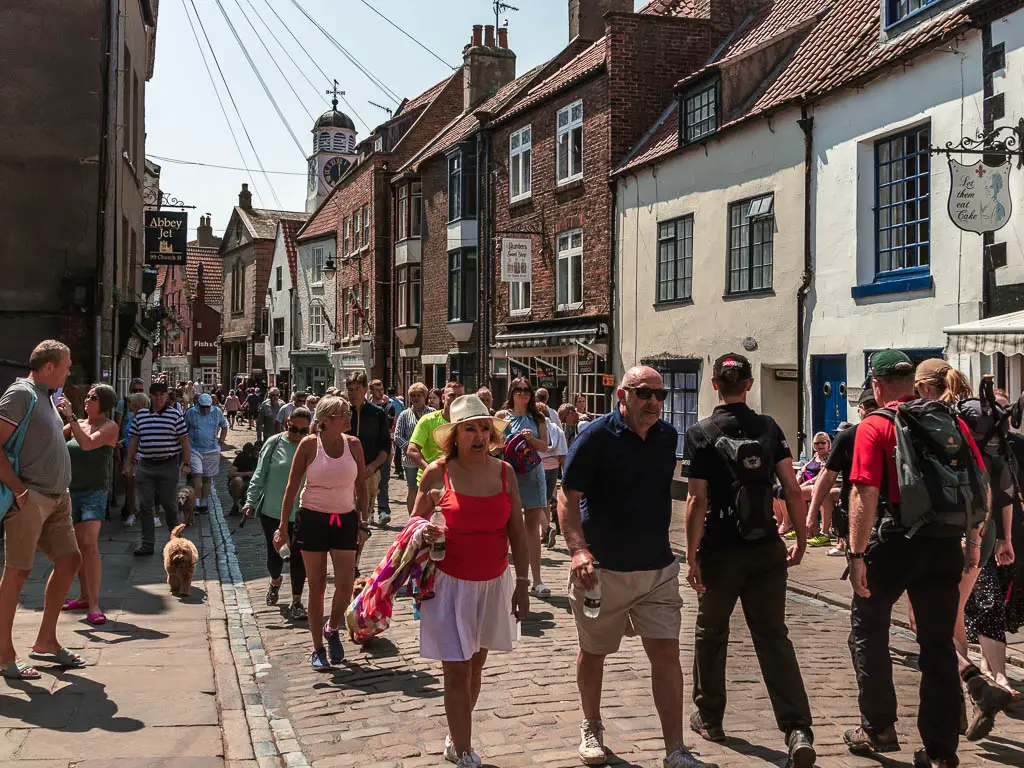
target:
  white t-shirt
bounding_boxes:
[541,421,568,469]
[542,404,562,428]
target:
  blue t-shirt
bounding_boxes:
[561,407,678,572]
[185,406,228,453]
[505,412,539,438]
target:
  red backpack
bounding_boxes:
[503,431,542,475]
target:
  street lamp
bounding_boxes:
[323,255,337,274]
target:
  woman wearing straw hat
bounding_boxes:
[416,394,531,768]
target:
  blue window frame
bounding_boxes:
[875,125,930,278]
[887,0,940,27]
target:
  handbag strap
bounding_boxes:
[4,385,38,458]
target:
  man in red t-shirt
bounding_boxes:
[844,350,984,768]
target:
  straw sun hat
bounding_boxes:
[433,395,509,444]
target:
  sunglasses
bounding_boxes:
[624,386,668,402]
[512,387,531,395]
[288,425,309,435]
[85,393,98,401]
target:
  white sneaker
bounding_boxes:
[578,719,606,765]
[154,517,163,529]
[665,747,718,768]
[827,547,845,557]
[444,734,481,766]
[125,514,137,527]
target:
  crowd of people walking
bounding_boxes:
[2,338,1022,768]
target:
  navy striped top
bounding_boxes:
[129,406,187,460]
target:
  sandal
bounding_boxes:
[87,613,106,626]
[62,598,88,612]
[1,660,41,680]
[28,648,86,668]
[530,583,552,598]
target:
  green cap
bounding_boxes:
[867,349,914,379]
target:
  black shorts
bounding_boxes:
[294,508,359,552]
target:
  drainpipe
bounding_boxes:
[478,130,490,389]
[607,177,618,383]
[796,105,814,455]
[95,0,118,382]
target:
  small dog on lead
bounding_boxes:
[163,524,198,597]
[177,485,196,527]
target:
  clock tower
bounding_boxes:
[306,82,358,213]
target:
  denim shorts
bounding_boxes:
[71,489,108,524]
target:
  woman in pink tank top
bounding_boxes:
[415,395,530,765]
[280,396,367,672]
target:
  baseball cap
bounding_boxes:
[713,353,753,383]
[149,380,168,394]
[866,349,914,379]
[857,385,878,406]
[198,393,214,407]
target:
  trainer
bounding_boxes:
[184,393,227,514]
[682,353,814,768]
[558,365,711,768]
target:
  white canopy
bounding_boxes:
[943,309,1024,356]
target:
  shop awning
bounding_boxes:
[494,321,607,350]
[943,310,1024,356]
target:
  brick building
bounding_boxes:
[218,184,307,389]
[485,0,755,411]
[295,70,465,387]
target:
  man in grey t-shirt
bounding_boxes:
[0,340,83,679]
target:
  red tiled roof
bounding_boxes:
[618,0,979,174]
[156,265,168,291]
[394,70,461,118]
[638,0,705,16]
[235,206,309,240]
[280,219,302,285]
[499,37,608,123]
[185,245,223,308]
[296,194,340,242]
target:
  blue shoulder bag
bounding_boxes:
[0,386,39,522]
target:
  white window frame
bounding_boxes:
[353,211,361,251]
[410,181,422,238]
[556,229,583,310]
[309,302,325,345]
[397,185,409,241]
[510,281,531,316]
[556,100,583,185]
[362,204,370,248]
[342,217,350,256]
[311,246,325,285]
[509,125,532,201]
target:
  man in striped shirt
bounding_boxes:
[123,380,190,556]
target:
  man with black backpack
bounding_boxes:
[845,349,988,768]
[682,353,815,768]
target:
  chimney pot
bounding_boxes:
[484,24,495,46]
[239,183,253,210]
[472,24,483,46]
[497,27,508,49]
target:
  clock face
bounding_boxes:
[307,157,317,194]
[323,156,351,185]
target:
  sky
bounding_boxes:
[147,1,648,236]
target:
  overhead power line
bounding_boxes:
[286,0,402,104]
[357,0,457,71]
[148,154,306,175]
[258,0,371,131]
[182,0,282,208]
[243,0,322,103]
[212,0,308,158]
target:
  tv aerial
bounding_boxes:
[493,0,519,28]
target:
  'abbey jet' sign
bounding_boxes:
[145,211,188,265]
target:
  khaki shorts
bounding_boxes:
[3,489,78,571]
[568,559,683,655]
[364,470,381,517]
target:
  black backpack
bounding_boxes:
[870,399,989,538]
[698,415,778,541]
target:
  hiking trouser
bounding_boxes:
[693,539,813,735]
[849,535,963,762]
[137,457,180,548]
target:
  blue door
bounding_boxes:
[812,355,847,438]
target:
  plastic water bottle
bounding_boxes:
[583,563,601,619]
[278,539,291,561]
[429,507,447,561]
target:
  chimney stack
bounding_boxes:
[497,26,508,49]
[463,23,516,112]
[568,0,632,43]
[239,183,252,210]
[197,214,215,247]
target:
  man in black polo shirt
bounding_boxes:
[682,353,814,768]
[559,366,712,768]
[124,380,190,556]
[345,372,391,535]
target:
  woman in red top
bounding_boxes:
[416,395,530,768]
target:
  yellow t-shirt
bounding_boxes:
[409,409,449,483]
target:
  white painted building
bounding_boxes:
[292,234,337,394]
[265,220,301,392]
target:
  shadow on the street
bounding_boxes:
[74,619,170,646]
[0,671,144,733]
[311,666,442,698]
[521,609,556,637]
[717,735,789,765]
[176,585,208,604]
[355,635,400,658]
[602,750,645,767]
[977,735,1024,764]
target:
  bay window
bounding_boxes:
[396,265,421,327]
[447,249,478,322]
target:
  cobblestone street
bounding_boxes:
[216,428,1024,768]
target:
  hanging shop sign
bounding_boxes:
[947,159,1011,234]
[932,119,1023,235]
[500,238,531,283]
[577,344,597,375]
[144,211,188,265]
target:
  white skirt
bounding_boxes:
[419,567,516,662]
